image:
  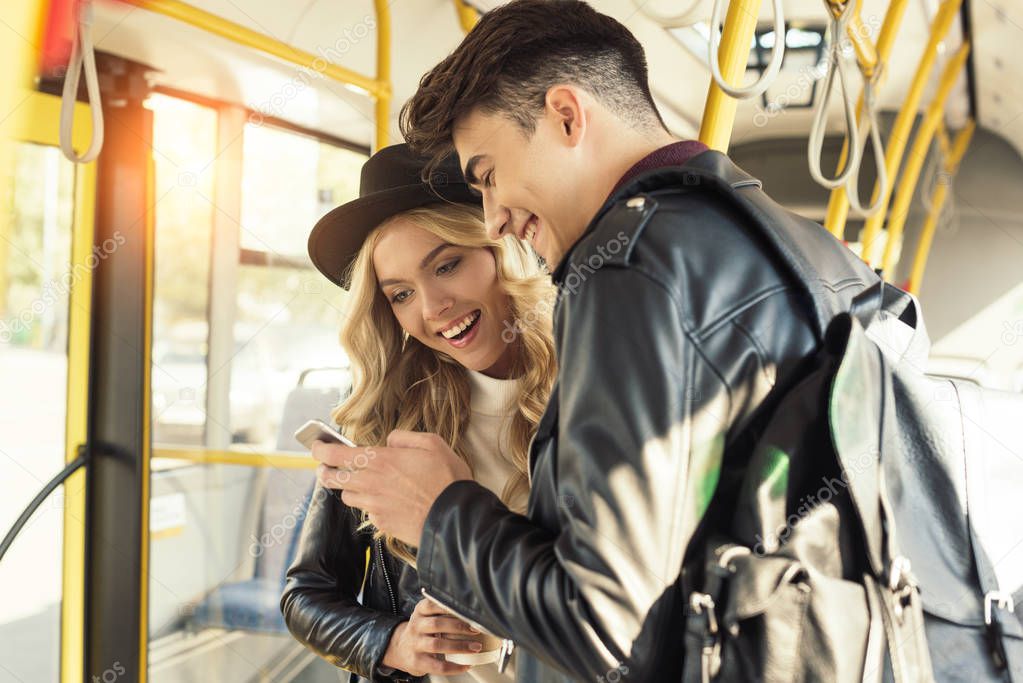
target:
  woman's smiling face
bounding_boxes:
[372,218,517,378]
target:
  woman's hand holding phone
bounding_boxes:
[381,597,484,676]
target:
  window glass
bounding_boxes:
[0,141,76,683]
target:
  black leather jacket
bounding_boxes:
[281,485,426,682]
[409,151,885,682]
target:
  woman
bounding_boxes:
[281,143,556,682]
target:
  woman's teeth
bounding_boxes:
[525,219,537,243]
[441,310,481,339]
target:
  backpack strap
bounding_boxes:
[956,381,1023,674]
[677,150,847,340]
[677,150,934,678]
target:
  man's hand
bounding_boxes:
[311,430,472,546]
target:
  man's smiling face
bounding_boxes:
[453,107,589,271]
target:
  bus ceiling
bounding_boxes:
[32,0,994,156]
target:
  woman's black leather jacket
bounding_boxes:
[280,483,427,682]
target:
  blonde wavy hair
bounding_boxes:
[330,203,557,566]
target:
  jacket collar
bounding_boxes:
[551,149,757,284]
[609,140,709,196]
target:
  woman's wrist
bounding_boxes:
[380,620,409,671]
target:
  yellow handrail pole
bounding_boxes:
[698,0,762,152]
[121,0,389,99]
[10,91,98,683]
[454,0,479,33]
[936,121,953,159]
[844,2,879,80]
[823,0,911,238]
[857,0,963,264]
[154,448,320,470]
[880,41,969,276]
[907,118,974,294]
[374,0,391,150]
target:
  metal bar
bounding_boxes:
[9,89,98,683]
[205,107,245,450]
[698,0,762,152]
[843,1,879,79]
[120,1,392,150]
[121,0,389,99]
[374,0,392,150]
[154,448,319,470]
[84,54,155,682]
[856,0,964,264]
[238,247,310,269]
[823,0,911,238]
[907,118,974,294]
[152,85,370,155]
[0,454,89,564]
[454,0,479,33]
[959,0,979,120]
[62,96,97,683]
[7,87,96,683]
[935,122,953,159]
[880,41,970,276]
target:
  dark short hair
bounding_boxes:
[399,0,666,173]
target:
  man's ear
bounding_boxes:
[544,85,586,146]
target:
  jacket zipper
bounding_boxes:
[376,537,399,614]
[420,587,515,673]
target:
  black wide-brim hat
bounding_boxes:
[308,143,481,289]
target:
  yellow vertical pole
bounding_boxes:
[856,0,964,265]
[10,91,97,683]
[698,0,762,152]
[454,0,479,33]
[62,155,95,683]
[907,119,974,294]
[139,150,156,683]
[823,0,911,238]
[374,0,391,151]
[880,42,969,276]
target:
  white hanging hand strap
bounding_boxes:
[708,0,786,99]
[629,0,706,29]
[845,73,889,216]
[60,0,104,164]
[807,0,861,190]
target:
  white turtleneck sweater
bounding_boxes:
[429,369,525,683]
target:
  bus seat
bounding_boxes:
[186,372,346,634]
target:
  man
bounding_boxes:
[314,1,883,680]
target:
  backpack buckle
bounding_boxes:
[688,592,721,681]
[887,556,917,623]
[689,592,718,636]
[984,591,1015,626]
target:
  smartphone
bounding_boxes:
[294,418,358,450]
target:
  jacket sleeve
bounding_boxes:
[281,482,408,681]
[415,266,728,680]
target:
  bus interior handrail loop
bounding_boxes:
[845,73,889,216]
[60,0,104,164]
[807,0,861,190]
[708,0,786,99]
[630,0,706,29]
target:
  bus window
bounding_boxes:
[149,93,216,450]
[145,100,362,681]
[0,140,77,682]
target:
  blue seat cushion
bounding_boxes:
[190,577,288,634]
